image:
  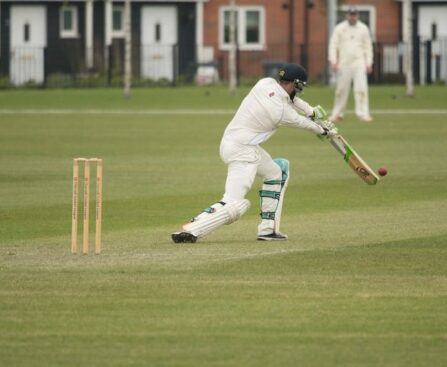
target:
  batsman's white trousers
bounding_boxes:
[220,138,283,235]
[332,65,370,120]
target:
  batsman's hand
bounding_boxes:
[321,126,338,138]
[312,105,328,121]
[321,119,337,131]
[317,120,338,140]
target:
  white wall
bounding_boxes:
[418,5,447,40]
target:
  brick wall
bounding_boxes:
[203,0,401,81]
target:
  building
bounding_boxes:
[0,0,446,87]
[0,0,200,86]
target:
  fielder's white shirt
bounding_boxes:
[222,78,323,146]
[328,20,373,68]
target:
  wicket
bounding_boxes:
[71,158,103,255]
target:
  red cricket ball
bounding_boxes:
[378,167,388,177]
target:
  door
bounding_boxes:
[141,6,177,81]
[10,6,47,85]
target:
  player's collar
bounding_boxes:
[276,80,291,100]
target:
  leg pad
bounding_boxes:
[182,199,250,238]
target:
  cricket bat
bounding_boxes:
[316,120,380,185]
[329,134,380,185]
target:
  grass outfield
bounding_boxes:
[1,85,446,366]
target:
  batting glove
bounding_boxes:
[321,126,338,138]
[322,120,337,131]
[312,105,328,121]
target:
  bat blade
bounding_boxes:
[330,135,380,185]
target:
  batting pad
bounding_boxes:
[183,199,250,238]
[258,158,290,235]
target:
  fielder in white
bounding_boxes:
[171,64,337,243]
[328,6,373,122]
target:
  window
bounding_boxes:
[245,11,260,43]
[223,10,238,44]
[337,5,376,40]
[112,6,124,38]
[219,6,265,50]
[60,6,78,38]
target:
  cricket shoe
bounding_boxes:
[359,116,373,123]
[257,232,288,241]
[171,231,197,244]
[328,114,343,122]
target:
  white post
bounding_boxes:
[85,0,94,69]
[0,0,2,58]
[124,0,132,97]
[104,0,112,70]
[403,0,414,96]
[327,0,336,85]
[228,0,237,95]
[196,0,204,61]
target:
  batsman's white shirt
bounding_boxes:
[221,77,323,149]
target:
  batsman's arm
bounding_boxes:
[291,99,328,123]
[292,97,314,116]
[279,105,326,135]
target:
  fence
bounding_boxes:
[375,38,447,84]
[1,40,447,88]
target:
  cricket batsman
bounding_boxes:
[171,64,338,243]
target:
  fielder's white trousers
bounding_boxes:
[219,138,282,235]
[332,65,370,120]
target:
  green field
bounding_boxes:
[1,85,446,366]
